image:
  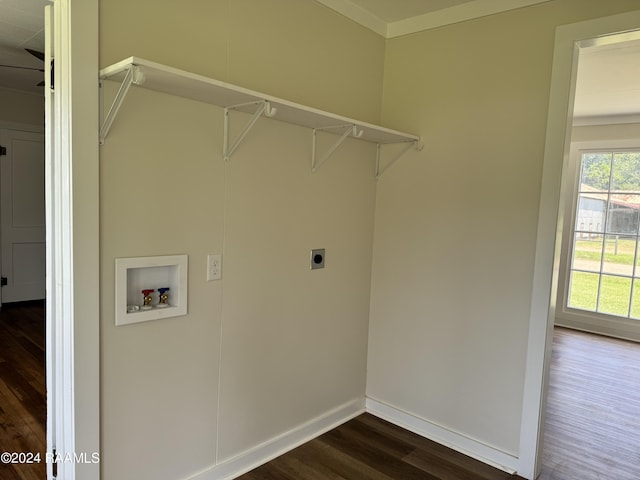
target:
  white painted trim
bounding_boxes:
[555,317,640,343]
[387,0,551,38]
[518,9,640,480]
[315,0,551,38]
[184,399,365,480]
[573,113,640,126]
[314,0,387,37]
[365,398,519,475]
[67,0,101,473]
[44,5,55,478]
[47,0,100,478]
[49,3,76,477]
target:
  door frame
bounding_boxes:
[46,0,100,478]
[518,9,640,479]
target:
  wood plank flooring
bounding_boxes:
[239,327,640,480]
[237,413,524,480]
[539,327,640,480]
[2,302,637,480]
[0,301,46,480]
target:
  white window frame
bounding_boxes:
[556,138,640,342]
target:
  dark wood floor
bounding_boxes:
[1,303,638,480]
[237,413,524,480]
[0,301,46,480]
[239,327,640,480]
[539,327,640,480]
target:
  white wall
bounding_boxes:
[100,88,224,480]
[216,118,376,460]
[0,87,44,127]
[99,87,377,480]
[98,1,640,479]
[368,0,640,469]
[99,1,383,478]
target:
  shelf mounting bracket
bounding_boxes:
[99,65,146,144]
[223,100,277,162]
[375,141,424,179]
[311,124,363,173]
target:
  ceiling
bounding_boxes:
[0,0,47,94]
[574,38,640,123]
[0,0,639,122]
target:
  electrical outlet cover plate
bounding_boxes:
[311,249,325,269]
[207,254,222,281]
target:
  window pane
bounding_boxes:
[631,280,640,320]
[597,275,631,317]
[611,151,640,192]
[568,151,640,320]
[635,241,640,278]
[571,235,603,272]
[580,152,612,190]
[606,195,640,235]
[602,234,635,276]
[575,193,607,234]
[568,271,599,312]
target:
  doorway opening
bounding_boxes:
[540,31,640,480]
[523,10,640,480]
[556,37,640,340]
[0,1,100,478]
[0,2,48,478]
[0,127,46,480]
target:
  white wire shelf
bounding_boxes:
[99,56,422,177]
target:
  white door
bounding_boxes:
[0,129,46,303]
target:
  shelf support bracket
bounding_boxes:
[312,124,363,173]
[99,65,145,144]
[375,141,424,179]
[223,100,277,162]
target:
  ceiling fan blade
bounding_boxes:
[25,48,45,62]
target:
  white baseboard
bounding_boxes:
[182,396,521,480]
[555,316,640,343]
[184,398,365,480]
[365,397,520,475]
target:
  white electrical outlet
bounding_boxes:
[207,254,222,281]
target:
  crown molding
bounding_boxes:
[314,0,388,36]
[316,0,551,39]
[387,0,551,38]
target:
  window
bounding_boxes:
[567,150,640,319]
